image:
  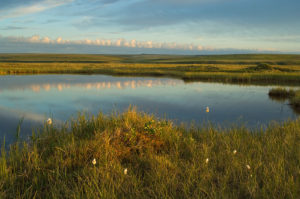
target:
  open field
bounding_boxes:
[1,54,300,84]
[1,54,300,64]
[0,108,299,198]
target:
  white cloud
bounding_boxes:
[41,36,51,43]
[0,34,208,51]
[56,37,63,44]
[1,34,283,54]
[28,35,41,43]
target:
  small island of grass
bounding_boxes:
[268,88,300,109]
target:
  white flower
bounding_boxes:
[124,168,128,175]
[206,107,210,113]
[92,158,96,165]
[47,118,52,125]
[233,150,237,155]
[246,164,251,170]
[205,158,209,164]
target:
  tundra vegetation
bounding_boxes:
[1,54,300,85]
[0,108,299,198]
[1,54,300,198]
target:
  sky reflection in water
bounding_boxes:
[0,75,298,144]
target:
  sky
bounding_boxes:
[0,0,300,54]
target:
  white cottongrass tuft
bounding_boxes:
[92,158,96,165]
[246,164,251,170]
[233,150,237,155]
[206,107,210,113]
[205,158,209,164]
[124,168,128,175]
[47,118,52,125]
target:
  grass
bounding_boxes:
[268,88,300,110]
[268,88,296,98]
[1,54,300,85]
[0,108,299,198]
[290,92,300,108]
[1,54,300,65]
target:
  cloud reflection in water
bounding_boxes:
[10,79,179,93]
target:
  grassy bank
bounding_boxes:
[268,88,296,98]
[1,109,299,198]
[290,92,300,108]
[1,54,300,85]
[268,88,300,109]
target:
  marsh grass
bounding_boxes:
[0,108,299,198]
[1,54,300,85]
[244,63,273,72]
[268,88,300,111]
[290,91,300,108]
[268,88,296,99]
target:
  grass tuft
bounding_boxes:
[268,88,296,98]
[290,91,300,108]
[268,88,300,112]
[245,63,273,72]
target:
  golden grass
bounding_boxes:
[0,108,299,198]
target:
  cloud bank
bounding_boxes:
[0,34,282,54]
[0,34,205,51]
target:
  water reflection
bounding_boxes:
[268,95,288,103]
[0,75,299,146]
[291,107,300,114]
[0,78,178,93]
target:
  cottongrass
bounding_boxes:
[92,158,96,165]
[206,107,210,113]
[205,158,209,164]
[47,118,52,125]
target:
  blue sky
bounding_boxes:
[0,0,299,54]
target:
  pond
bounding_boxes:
[0,75,298,144]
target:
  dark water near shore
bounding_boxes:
[0,75,298,144]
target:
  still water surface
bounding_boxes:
[0,75,298,144]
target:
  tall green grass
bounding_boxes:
[0,108,299,198]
